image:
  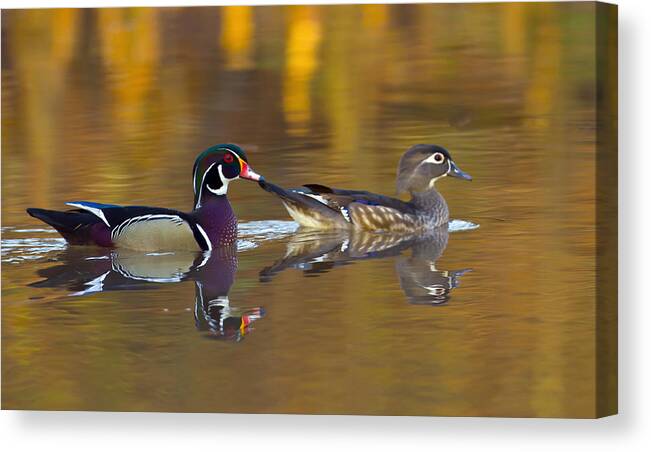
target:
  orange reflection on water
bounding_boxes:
[1,3,614,418]
[283,6,322,136]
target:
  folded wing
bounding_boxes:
[259,180,420,232]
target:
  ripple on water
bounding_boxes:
[1,237,68,263]
[238,220,300,240]
[237,220,301,252]
[0,221,300,263]
[1,220,476,263]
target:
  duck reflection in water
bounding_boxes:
[29,245,264,341]
[260,226,470,305]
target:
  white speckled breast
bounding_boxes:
[214,220,238,247]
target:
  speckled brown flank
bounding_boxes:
[349,204,420,233]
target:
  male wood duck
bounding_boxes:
[258,144,471,232]
[26,144,262,251]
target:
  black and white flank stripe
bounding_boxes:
[110,214,187,241]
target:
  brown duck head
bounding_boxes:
[396,144,472,195]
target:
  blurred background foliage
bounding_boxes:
[2,3,604,217]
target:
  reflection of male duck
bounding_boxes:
[260,227,470,305]
[30,245,264,340]
[194,280,265,341]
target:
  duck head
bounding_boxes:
[396,144,472,195]
[193,144,263,209]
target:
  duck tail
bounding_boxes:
[257,180,343,227]
[257,179,297,201]
[26,208,101,244]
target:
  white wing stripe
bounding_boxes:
[299,192,353,223]
[300,192,329,205]
[65,202,111,227]
[339,206,351,222]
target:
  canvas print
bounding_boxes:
[1,2,617,418]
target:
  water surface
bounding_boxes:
[2,3,608,417]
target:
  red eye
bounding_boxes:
[224,153,234,164]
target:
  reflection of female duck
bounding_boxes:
[394,238,470,305]
[30,245,265,340]
[260,228,470,305]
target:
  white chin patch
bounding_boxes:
[207,182,229,196]
[428,173,447,188]
[207,165,233,196]
[428,161,451,188]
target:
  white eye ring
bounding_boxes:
[432,152,445,164]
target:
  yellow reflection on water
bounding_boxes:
[97,8,160,138]
[220,6,254,71]
[524,6,562,130]
[1,3,613,418]
[283,6,322,136]
[361,4,389,30]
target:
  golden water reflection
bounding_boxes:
[1,3,614,417]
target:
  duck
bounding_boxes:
[26,144,263,251]
[258,144,471,232]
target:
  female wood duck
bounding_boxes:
[26,144,262,251]
[258,144,471,232]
